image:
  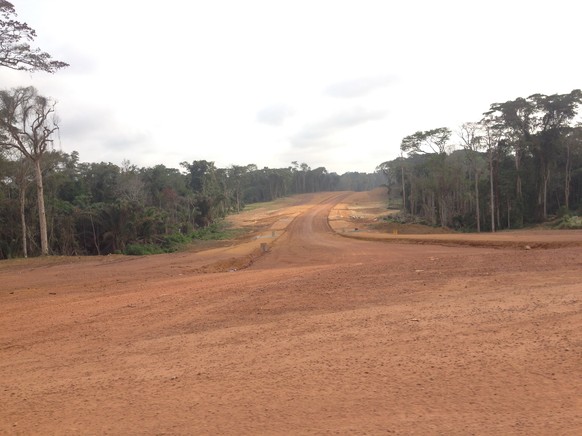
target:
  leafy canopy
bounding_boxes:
[0,0,68,72]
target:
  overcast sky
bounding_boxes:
[3,0,582,174]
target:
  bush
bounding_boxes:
[556,205,571,218]
[123,222,242,256]
[125,243,165,255]
[381,212,428,226]
[555,215,582,229]
[190,221,241,240]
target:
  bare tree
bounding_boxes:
[0,0,68,72]
[0,86,59,255]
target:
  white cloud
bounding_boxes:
[3,0,582,174]
[325,76,396,99]
[256,104,295,126]
[291,107,387,149]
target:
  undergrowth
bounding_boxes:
[553,214,582,229]
[124,221,243,255]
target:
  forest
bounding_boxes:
[0,149,381,258]
[379,89,582,232]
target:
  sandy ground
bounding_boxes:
[1,190,581,435]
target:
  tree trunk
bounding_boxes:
[34,159,49,256]
[90,213,101,256]
[401,163,406,212]
[19,186,28,258]
[489,148,495,233]
[475,171,481,233]
[565,144,571,210]
[515,151,522,198]
[543,167,550,220]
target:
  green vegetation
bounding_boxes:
[378,90,582,232]
[551,210,582,230]
[0,150,381,258]
[124,222,241,255]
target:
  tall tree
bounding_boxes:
[528,90,582,219]
[401,127,452,155]
[480,118,501,232]
[0,0,68,72]
[401,128,454,227]
[484,97,534,201]
[458,122,485,232]
[563,125,582,210]
[0,86,59,255]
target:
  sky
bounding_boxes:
[3,0,582,174]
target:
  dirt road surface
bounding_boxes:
[1,191,581,435]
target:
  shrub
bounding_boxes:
[555,215,582,229]
[556,206,571,219]
[125,243,165,255]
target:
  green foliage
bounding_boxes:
[554,215,582,229]
[401,128,452,155]
[124,243,165,256]
[556,206,571,218]
[124,222,242,256]
[0,145,380,259]
[390,89,582,231]
[190,222,241,241]
[0,1,69,72]
[381,212,428,226]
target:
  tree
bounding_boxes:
[484,97,534,201]
[528,90,582,219]
[400,128,455,227]
[0,86,59,255]
[0,0,68,72]
[480,119,501,232]
[459,122,485,232]
[401,127,452,155]
[227,164,253,212]
[563,125,582,210]
[13,154,32,257]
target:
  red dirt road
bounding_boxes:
[1,192,581,435]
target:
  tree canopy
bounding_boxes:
[382,89,582,231]
[0,0,68,72]
[0,151,381,258]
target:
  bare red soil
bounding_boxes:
[1,191,581,435]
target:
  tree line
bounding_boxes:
[378,89,582,231]
[0,149,381,258]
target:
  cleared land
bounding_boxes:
[1,190,581,435]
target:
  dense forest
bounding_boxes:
[378,90,582,232]
[0,149,381,258]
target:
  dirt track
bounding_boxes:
[1,191,582,435]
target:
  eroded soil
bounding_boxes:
[1,190,581,435]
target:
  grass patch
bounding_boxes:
[125,243,166,256]
[190,222,240,240]
[124,221,246,255]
